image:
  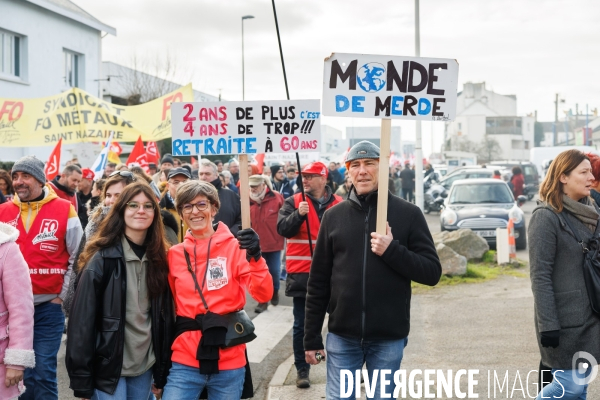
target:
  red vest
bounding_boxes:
[286,192,342,274]
[0,199,71,294]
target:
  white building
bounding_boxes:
[445,82,534,161]
[0,0,116,161]
[101,61,218,105]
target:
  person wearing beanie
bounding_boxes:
[270,164,294,199]
[277,161,343,388]
[161,154,174,170]
[304,140,441,399]
[0,156,83,400]
[249,175,285,313]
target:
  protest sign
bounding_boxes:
[170,100,321,156]
[323,53,458,121]
[0,85,193,147]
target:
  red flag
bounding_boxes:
[146,141,160,164]
[191,156,198,167]
[126,136,149,173]
[251,154,265,174]
[45,139,62,180]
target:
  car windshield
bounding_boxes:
[449,183,514,204]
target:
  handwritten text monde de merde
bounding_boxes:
[322,53,458,121]
[171,100,321,156]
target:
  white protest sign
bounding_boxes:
[323,53,459,121]
[171,100,321,156]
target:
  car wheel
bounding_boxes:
[516,228,527,250]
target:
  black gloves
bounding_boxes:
[540,330,560,348]
[236,228,261,262]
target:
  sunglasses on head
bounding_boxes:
[109,170,137,181]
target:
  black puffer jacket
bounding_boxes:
[65,242,175,398]
[304,189,441,350]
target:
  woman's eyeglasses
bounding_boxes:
[126,202,155,211]
[182,201,209,214]
[109,170,137,181]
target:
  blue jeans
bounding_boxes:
[536,369,588,399]
[21,301,65,400]
[162,362,245,400]
[293,296,309,371]
[262,251,281,292]
[325,332,408,400]
[92,369,153,400]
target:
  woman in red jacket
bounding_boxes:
[162,180,273,400]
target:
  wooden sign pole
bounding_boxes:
[376,119,391,235]
[238,154,251,229]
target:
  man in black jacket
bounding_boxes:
[198,160,241,236]
[277,161,343,388]
[304,141,441,400]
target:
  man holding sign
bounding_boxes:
[303,141,441,399]
[277,161,343,388]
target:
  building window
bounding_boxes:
[0,31,20,77]
[64,50,81,87]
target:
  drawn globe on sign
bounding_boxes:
[357,62,386,92]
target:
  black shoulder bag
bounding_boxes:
[562,212,600,315]
[183,244,256,348]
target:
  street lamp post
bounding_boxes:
[414,0,424,210]
[242,15,255,101]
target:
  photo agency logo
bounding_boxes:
[338,354,599,399]
[572,351,598,386]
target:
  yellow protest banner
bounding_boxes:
[0,84,193,147]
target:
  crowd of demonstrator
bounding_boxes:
[0,146,597,400]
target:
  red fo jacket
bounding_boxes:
[250,188,284,253]
[286,193,342,274]
[167,222,273,371]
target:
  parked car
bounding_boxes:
[438,168,495,190]
[439,179,527,250]
[489,161,540,200]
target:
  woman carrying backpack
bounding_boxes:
[65,182,174,400]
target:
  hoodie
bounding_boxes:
[0,185,82,304]
[167,222,273,370]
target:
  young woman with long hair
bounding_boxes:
[65,182,174,400]
[529,149,600,399]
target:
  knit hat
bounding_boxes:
[12,156,46,185]
[345,141,380,163]
[270,163,283,176]
[161,153,174,166]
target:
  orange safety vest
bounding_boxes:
[0,199,71,294]
[286,192,342,274]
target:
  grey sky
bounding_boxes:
[76,0,600,154]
